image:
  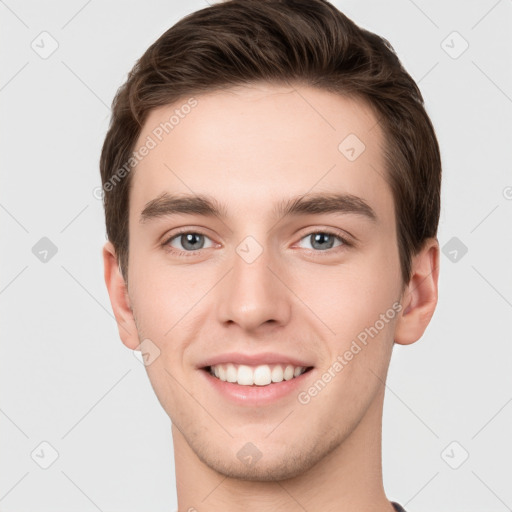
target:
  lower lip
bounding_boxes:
[200,368,314,406]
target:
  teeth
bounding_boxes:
[253,365,272,386]
[237,365,254,385]
[271,365,283,383]
[209,363,308,386]
[226,363,237,383]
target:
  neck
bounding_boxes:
[172,386,394,512]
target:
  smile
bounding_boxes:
[206,363,313,386]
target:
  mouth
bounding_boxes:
[202,363,314,387]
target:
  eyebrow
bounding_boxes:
[139,192,377,223]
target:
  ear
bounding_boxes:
[102,241,140,350]
[394,238,440,345]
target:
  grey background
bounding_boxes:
[1,0,511,510]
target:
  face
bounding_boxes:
[122,83,405,480]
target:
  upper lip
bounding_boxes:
[197,352,314,369]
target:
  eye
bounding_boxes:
[166,231,215,252]
[297,231,349,251]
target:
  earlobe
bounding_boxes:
[102,241,140,350]
[394,238,440,346]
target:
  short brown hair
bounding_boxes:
[100,0,441,287]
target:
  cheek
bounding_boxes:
[128,250,207,332]
[289,250,400,375]
[294,252,400,327]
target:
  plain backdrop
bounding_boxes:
[1,0,511,511]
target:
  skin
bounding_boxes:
[103,83,439,512]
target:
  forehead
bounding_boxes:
[129,83,392,226]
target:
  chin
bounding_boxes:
[192,435,332,482]
[203,454,314,482]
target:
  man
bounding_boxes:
[100,1,441,510]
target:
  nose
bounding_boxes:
[216,242,292,333]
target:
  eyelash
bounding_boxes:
[161,228,353,257]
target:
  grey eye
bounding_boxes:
[169,233,213,251]
[299,232,343,251]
